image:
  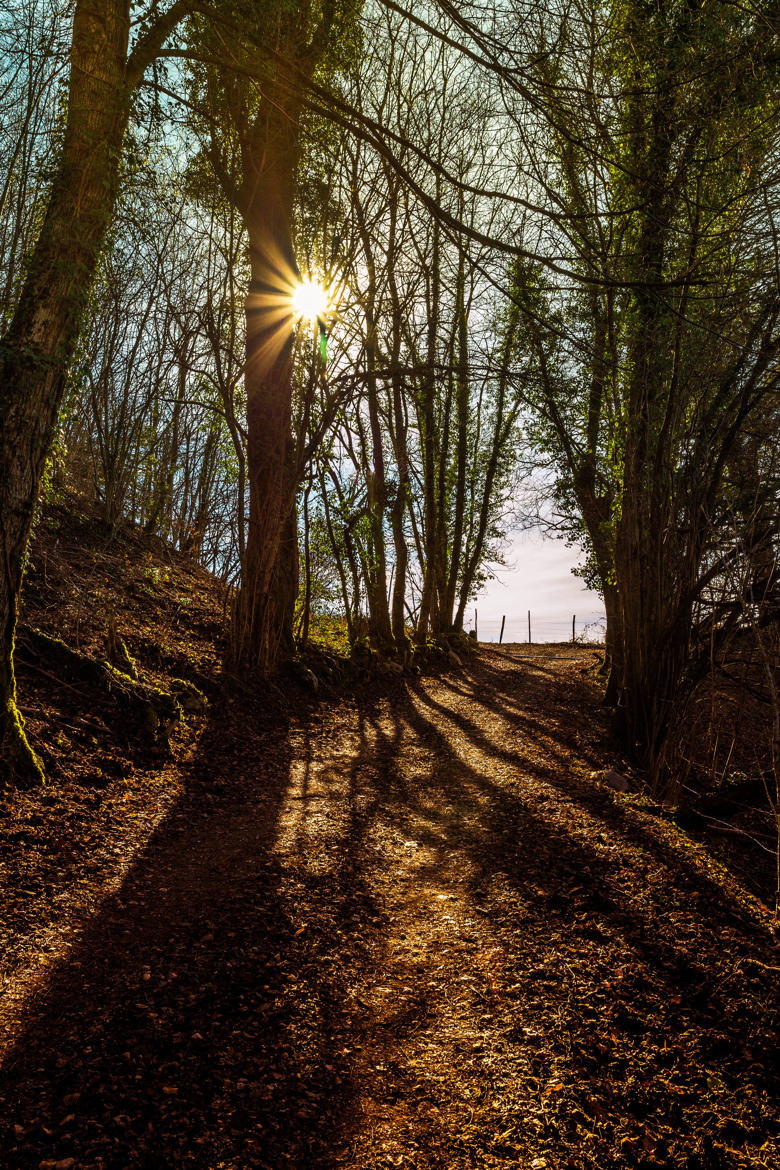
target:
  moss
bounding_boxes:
[170,678,207,714]
[106,618,138,679]
[103,661,129,687]
[114,639,137,680]
[145,682,181,724]
[102,662,180,730]
[446,629,476,655]
[0,698,44,789]
[18,625,180,750]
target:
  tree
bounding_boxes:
[489,0,780,775]
[0,0,199,785]
[187,0,361,673]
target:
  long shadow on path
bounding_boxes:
[0,694,375,1169]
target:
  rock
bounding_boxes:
[590,768,637,793]
[284,658,319,693]
[170,678,208,714]
[377,656,405,677]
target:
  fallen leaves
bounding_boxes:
[1,558,780,1170]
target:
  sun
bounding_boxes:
[292,279,329,321]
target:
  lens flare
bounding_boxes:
[292,280,329,321]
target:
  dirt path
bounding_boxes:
[2,648,779,1169]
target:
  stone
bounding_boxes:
[590,768,636,793]
[170,678,208,714]
[284,658,319,693]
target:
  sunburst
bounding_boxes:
[292,279,329,321]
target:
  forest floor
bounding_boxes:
[1,501,780,1169]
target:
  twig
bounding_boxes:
[14,655,91,699]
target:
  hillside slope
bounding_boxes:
[0,497,219,997]
[18,492,224,777]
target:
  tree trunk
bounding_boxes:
[0,0,193,784]
[364,328,394,652]
[614,506,693,773]
[352,175,394,652]
[441,253,469,630]
[225,89,309,670]
[600,581,623,707]
[455,303,520,628]
[0,0,132,785]
[389,369,410,653]
[416,209,441,644]
[321,466,357,642]
[384,181,410,655]
[231,211,299,670]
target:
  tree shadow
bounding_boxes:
[0,693,377,1169]
[300,658,780,1161]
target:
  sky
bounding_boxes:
[468,530,605,644]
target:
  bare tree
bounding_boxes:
[0,0,200,784]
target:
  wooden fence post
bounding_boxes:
[499,615,506,645]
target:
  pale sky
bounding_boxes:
[469,530,605,643]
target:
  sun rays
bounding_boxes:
[244,256,341,373]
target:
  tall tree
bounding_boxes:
[0,0,198,785]
[190,0,360,672]
[507,0,780,774]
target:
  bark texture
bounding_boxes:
[228,93,303,672]
[0,0,131,784]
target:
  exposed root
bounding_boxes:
[0,696,44,788]
[16,625,180,749]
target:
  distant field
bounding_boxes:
[468,616,606,643]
